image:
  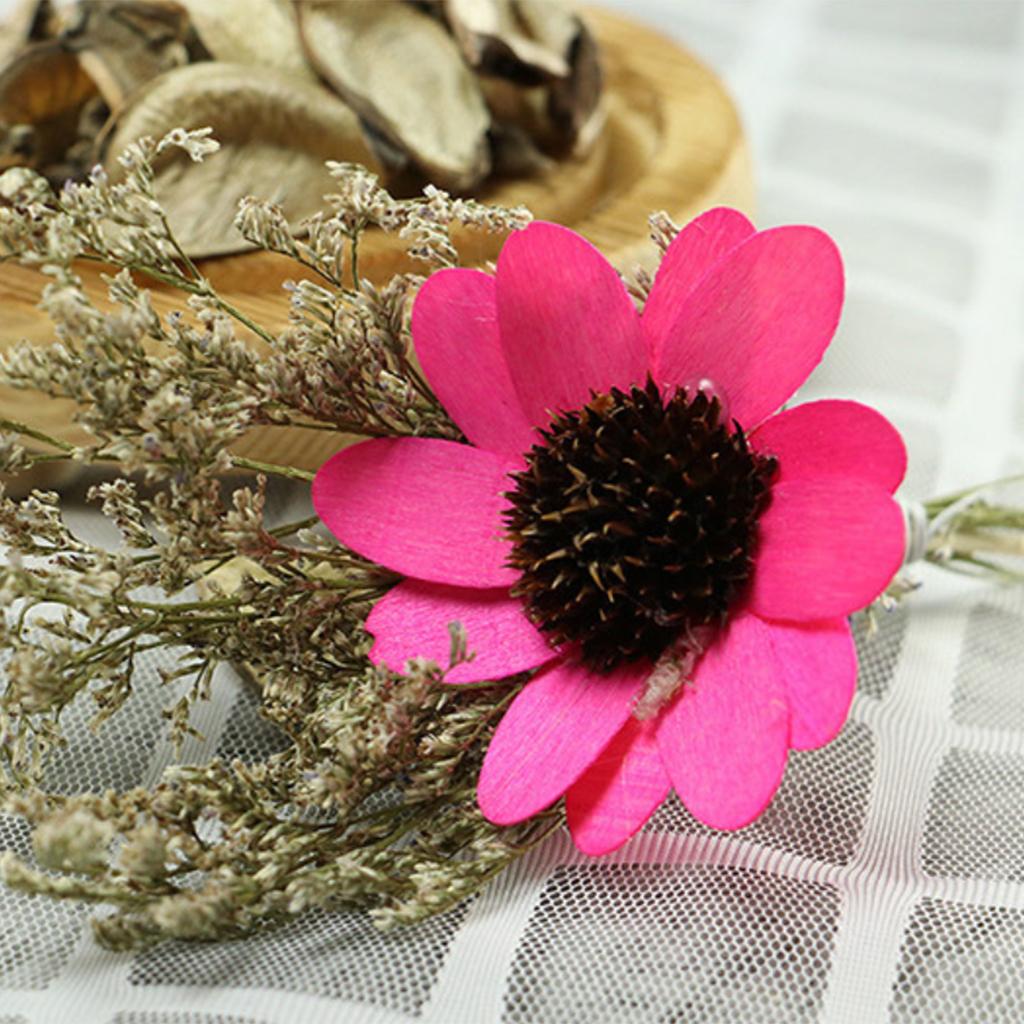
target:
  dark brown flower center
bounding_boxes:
[504,378,777,672]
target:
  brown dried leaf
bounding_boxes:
[0,41,96,169]
[296,0,491,192]
[102,62,382,257]
[548,17,604,154]
[513,0,578,62]
[65,1,197,110]
[479,76,557,150]
[180,0,315,82]
[443,0,569,83]
[473,3,603,156]
[0,0,53,67]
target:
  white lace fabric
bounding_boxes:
[4,0,1024,1020]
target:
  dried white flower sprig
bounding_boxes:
[0,129,552,948]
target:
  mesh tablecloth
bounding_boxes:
[4,0,1024,1020]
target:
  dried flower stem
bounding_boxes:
[0,129,550,950]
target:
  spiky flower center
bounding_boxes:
[504,379,777,672]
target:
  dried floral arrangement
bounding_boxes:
[0,0,601,256]
[1,129,1023,951]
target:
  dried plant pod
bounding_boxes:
[471,3,602,157]
[443,0,569,83]
[0,41,96,171]
[64,1,197,111]
[0,0,53,67]
[102,62,382,257]
[479,76,558,151]
[296,0,491,192]
[179,0,315,82]
[548,18,603,154]
[514,0,578,63]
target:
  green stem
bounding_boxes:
[0,420,313,483]
[211,296,278,347]
[0,418,73,453]
[229,457,314,482]
[924,473,1024,515]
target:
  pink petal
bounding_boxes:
[644,207,755,372]
[749,478,905,621]
[477,658,648,825]
[367,579,556,684]
[411,268,536,456]
[495,221,647,428]
[752,400,906,494]
[566,717,671,856]
[758,616,857,751]
[656,226,844,427]
[312,438,519,588]
[657,613,790,830]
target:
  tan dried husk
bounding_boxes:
[0,41,97,171]
[471,1,603,157]
[0,0,605,253]
[179,0,316,83]
[0,0,51,68]
[64,0,198,111]
[102,62,382,257]
[515,0,579,63]
[443,0,570,81]
[295,0,491,192]
[548,18,604,153]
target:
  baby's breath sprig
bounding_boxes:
[917,475,1024,581]
[0,128,528,447]
[0,129,555,949]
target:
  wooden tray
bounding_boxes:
[0,7,753,482]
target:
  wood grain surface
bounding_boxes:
[0,7,753,481]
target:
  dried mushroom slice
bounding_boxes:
[469,1,603,157]
[63,1,197,111]
[102,62,383,258]
[179,0,315,82]
[479,76,558,153]
[0,0,53,67]
[548,18,603,154]
[0,41,97,172]
[513,0,578,65]
[443,0,569,84]
[296,0,491,192]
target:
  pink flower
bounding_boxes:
[312,209,906,855]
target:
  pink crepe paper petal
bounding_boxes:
[412,268,536,457]
[495,221,647,429]
[566,716,671,856]
[658,612,790,830]
[656,226,844,427]
[312,438,519,588]
[366,579,556,684]
[477,657,649,825]
[644,207,756,373]
[757,616,857,750]
[749,478,905,621]
[752,400,907,494]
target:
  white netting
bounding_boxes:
[4,0,1024,1020]
[951,600,1024,730]
[110,1016,268,1024]
[503,865,841,1024]
[129,906,471,1015]
[890,900,1024,1022]
[922,748,1024,883]
[650,718,876,864]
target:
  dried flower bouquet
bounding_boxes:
[0,130,1021,950]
